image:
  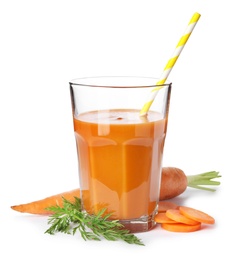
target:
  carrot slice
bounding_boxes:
[155,212,178,224]
[166,209,200,225]
[179,206,215,224]
[158,201,179,212]
[161,222,201,232]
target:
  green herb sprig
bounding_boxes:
[45,197,144,246]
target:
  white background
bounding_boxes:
[1,0,239,258]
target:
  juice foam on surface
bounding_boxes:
[77,109,164,124]
[74,109,167,220]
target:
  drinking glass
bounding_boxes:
[69,76,172,232]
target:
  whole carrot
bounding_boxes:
[160,167,221,200]
[11,167,221,214]
[160,167,188,200]
[11,189,80,215]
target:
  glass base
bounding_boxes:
[119,213,157,233]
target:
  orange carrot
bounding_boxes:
[160,167,188,200]
[165,209,200,225]
[179,206,215,224]
[11,189,80,215]
[155,212,178,224]
[161,222,201,232]
[158,206,215,232]
[160,167,221,200]
[10,167,221,214]
[158,201,179,212]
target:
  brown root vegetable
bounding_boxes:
[160,167,188,200]
[160,167,221,200]
[11,167,221,214]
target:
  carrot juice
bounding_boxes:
[74,109,167,223]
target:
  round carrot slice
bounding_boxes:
[179,206,215,224]
[166,209,200,225]
[158,201,179,212]
[155,212,178,224]
[161,222,201,232]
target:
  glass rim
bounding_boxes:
[69,76,172,88]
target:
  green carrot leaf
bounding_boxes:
[45,197,144,246]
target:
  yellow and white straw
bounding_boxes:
[140,12,201,116]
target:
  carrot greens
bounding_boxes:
[45,197,144,246]
[187,171,221,191]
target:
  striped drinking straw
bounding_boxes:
[140,12,201,116]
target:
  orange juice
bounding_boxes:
[74,109,167,221]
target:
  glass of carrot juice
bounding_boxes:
[69,76,171,232]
